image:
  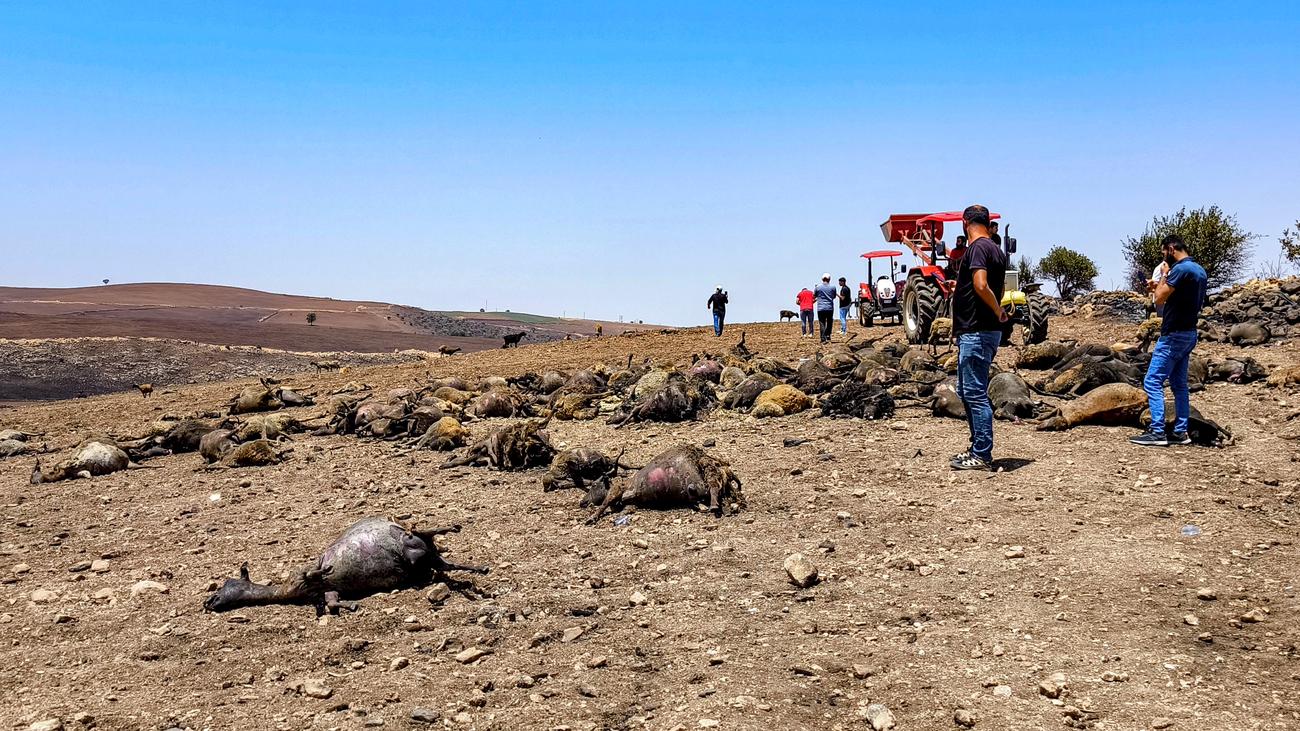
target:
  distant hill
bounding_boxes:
[0,282,656,353]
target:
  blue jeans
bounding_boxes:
[800,310,814,335]
[957,331,1001,462]
[1143,330,1197,435]
[712,312,725,336]
[838,305,850,333]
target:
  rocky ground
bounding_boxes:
[1,313,1297,731]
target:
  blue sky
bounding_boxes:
[2,2,1297,325]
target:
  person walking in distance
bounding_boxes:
[951,205,1009,471]
[836,277,853,336]
[796,287,815,338]
[707,286,729,337]
[1130,235,1208,447]
[814,274,837,344]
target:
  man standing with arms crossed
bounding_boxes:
[951,205,1009,471]
[1130,235,1207,446]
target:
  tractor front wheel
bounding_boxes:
[860,300,875,327]
[903,278,940,344]
[1025,292,1050,345]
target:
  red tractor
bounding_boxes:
[857,250,904,327]
[881,211,1049,345]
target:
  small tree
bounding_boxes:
[1281,220,1300,266]
[1017,256,1035,285]
[1122,206,1256,290]
[1035,246,1098,300]
[306,312,317,326]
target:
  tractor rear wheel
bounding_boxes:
[1024,293,1050,345]
[903,278,940,344]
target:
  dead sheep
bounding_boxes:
[1208,357,1267,384]
[412,417,468,451]
[819,381,895,420]
[989,372,1036,421]
[200,429,239,463]
[204,518,486,615]
[219,439,285,468]
[608,373,714,427]
[469,387,530,419]
[1141,402,1233,447]
[688,359,724,383]
[751,384,813,418]
[229,379,284,415]
[931,381,965,419]
[1036,383,1148,431]
[232,413,302,442]
[1015,341,1072,370]
[1267,364,1300,388]
[542,448,629,498]
[1228,322,1271,346]
[31,439,130,483]
[722,372,779,411]
[441,418,555,471]
[586,444,744,523]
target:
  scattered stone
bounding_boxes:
[453,712,472,724]
[71,712,93,725]
[1101,671,1129,683]
[954,708,977,727]
[426,583,451,604]
[30,589,59,604]
[13,563,31,574]
[389,656,409,671]
[632,538,650,549]
[89,559,110,573]
[1182,614,1199,626]
[561,626,585,643]
[514,674,536,688]
[29,720,63,731]
[129,580,169,599]
[409,708,440,724]
[264,666,287,681]
[299,679,333,699]
[1240,608,1267,623]
[1004,546,1025,559]
[863,703,896,730]
[1196,587,1216,600]
[851,664,873,679]
[629,591,648,606]
[91,588,115,605]
[577,683,598,697]
[587,655,608,668]
[1038,680,1063,699]
[992,685,1013,698]
[68,560,92,572]
[1152,718,1175,729]
[698,721,719,729]
[455,647,491,664]
[783,553,818,588]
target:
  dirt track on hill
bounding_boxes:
[0,317,1297,731]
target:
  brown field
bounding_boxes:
[0,314,1297,731]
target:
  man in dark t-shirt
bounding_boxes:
[950,205,1009,470]
[1130,235,1208,447]
[707,286,728,336]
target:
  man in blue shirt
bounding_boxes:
[814,274,838,343]
[1130,234,1208,447]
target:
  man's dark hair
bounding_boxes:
[956,235,967,246]
[1162,234,1187,252]
[838,276,846,282]
[962,205,991,227]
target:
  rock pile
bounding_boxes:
[1069,290,1150,323]
[1201,276,1300,337]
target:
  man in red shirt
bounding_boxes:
[796,287,815,338]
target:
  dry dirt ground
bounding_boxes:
[1,316,1297,731]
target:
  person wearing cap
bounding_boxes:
[813,274,837,344]
[836,277,852,336]
[706,286,729,337]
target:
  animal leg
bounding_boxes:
[323,591,359,614]
[586,479,628,524]
[708,480,722,517]
[433,555,490,574]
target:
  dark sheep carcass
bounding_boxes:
[608,373,714,427]
[204,518,486,615]
[440,418,555,470]
[819,381,895,420]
